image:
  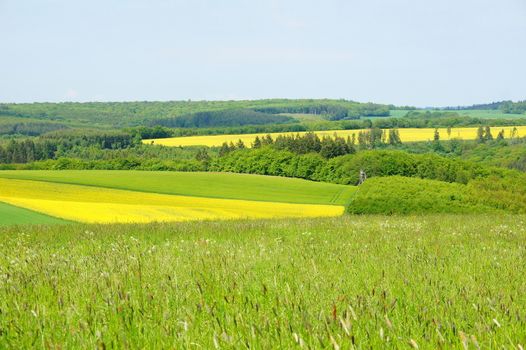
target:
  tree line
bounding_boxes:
[150,109,294,128]
[0,121,68,136]
[218,129,402,159]
[0,131,134,164]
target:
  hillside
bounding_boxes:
[0,170,355,205]
[0,171,354,225]
[0,99,391,130]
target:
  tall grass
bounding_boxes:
[1,215,525,348]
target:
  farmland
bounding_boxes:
[145,126,526,147]
[387,109,526,119]
[0,170,354,205]
[0,173,350,225]
[1,104,526,348]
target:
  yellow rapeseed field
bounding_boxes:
[144,126,526,147]
[0,178,343,223]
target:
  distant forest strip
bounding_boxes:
[1,100,524,137]
[0,99,393,128]
[443,100,526,114]
[149,109,295,128]
[0,120,68,136]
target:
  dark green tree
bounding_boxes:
[236,139,246,149]
[252,136,262,149]
[476,126,485,143]
[484,126,493,141]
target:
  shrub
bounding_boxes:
[347,176,496,214]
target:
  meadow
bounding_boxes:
[387,109,526,119]
[0,172,351,225]
[145,126,526,147]
[1,215,525,348]
[443,110,526,119]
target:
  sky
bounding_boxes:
[0,0,525,106]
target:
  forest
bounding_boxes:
[0,99,391,129]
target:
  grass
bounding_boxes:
[384,109,526,119]
[145,126,526,147]
[0,170,355,205]
[453,110,526,119]
[0,215,525,348]
[0,178,343,224]
[0,202,67,225]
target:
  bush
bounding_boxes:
[347,176,496,214]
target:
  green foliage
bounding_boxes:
[253,101,390,120]
[501,100,526,114]
[347,176,494,214]
[128,125,174,139]
[0,130,135,164]
[1,215,525,347]
[211,147,319,178]
[270,132,356,157]
[151,109,295,128]
[213,148,489,185]
[0,99,391,128]
[468,175,526,213]
[0,119,68,136]
[460,140,526,171]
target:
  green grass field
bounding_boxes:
[0,202,67,225]
[0,215,524,348]
[0,170,355,206]
[454,109,526,119]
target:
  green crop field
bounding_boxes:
[454,110,526,119]
[0,170,355,206]
[386,109,526,120]
[0,202,67,225]
[1,215,525,348]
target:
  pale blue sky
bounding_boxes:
[1,0,525,106]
